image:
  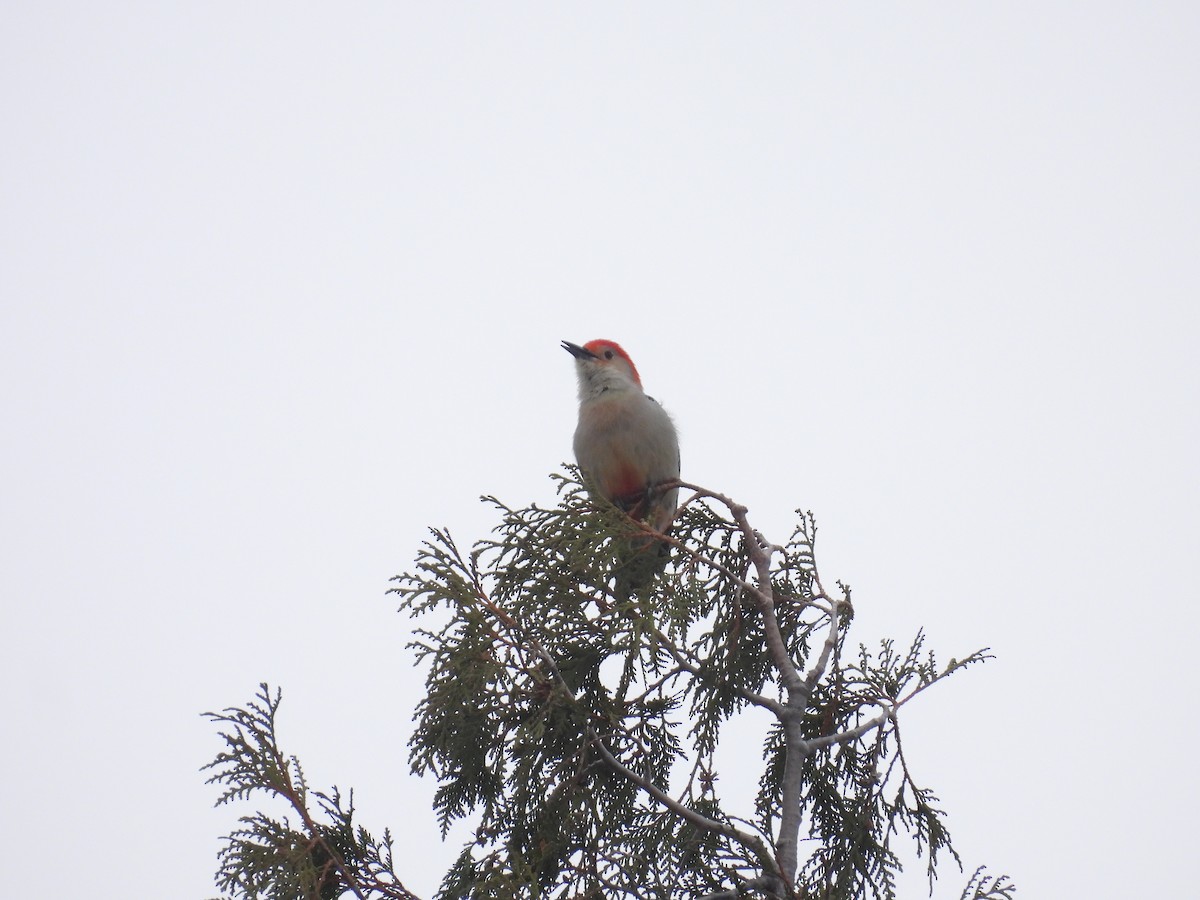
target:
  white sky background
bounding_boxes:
[2,4,1197,897]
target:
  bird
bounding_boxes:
[562,339,680,542]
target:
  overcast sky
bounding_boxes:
[2,4,1197,898]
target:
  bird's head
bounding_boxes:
[562,339,643,397]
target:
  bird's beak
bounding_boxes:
[562,340,597,360]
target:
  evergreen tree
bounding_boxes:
[204,470,1013,899]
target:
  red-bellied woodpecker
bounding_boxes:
[562,339,680,540]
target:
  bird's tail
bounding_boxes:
[612,482,678,601]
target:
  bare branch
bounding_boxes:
[674,480,805,695]
[804,587,844,696]
[585,726,784,886]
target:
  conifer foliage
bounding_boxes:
[204,470,1010,899]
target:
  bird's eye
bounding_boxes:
[604,350,614,359]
